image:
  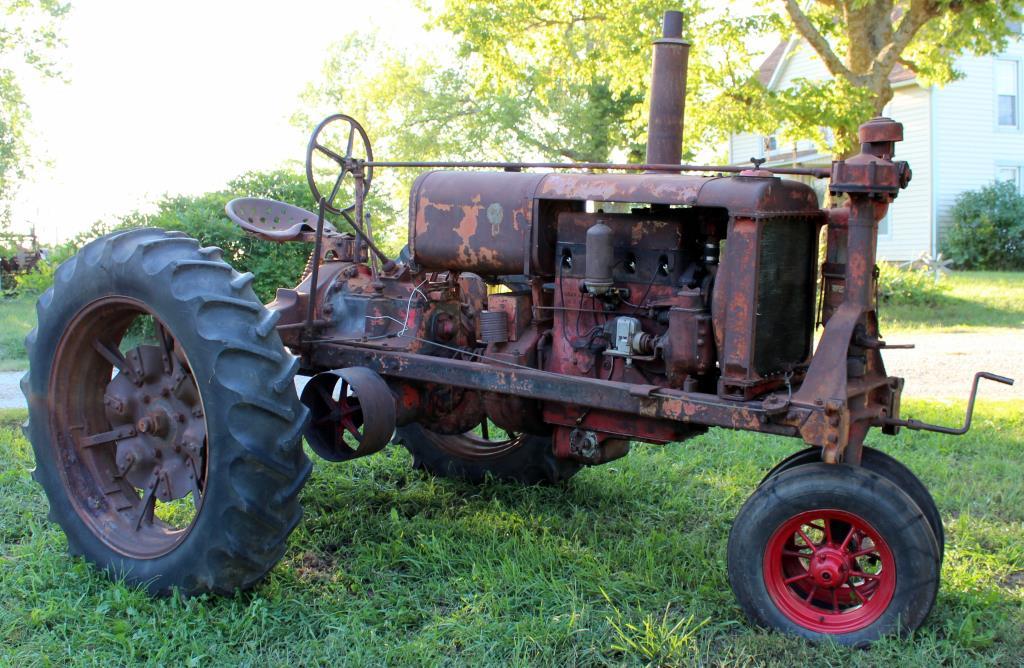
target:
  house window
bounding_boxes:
[763,134,778,152]
[996,59,1019,127]
[996,165,1021,190]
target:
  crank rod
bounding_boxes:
[874,371,1014,435]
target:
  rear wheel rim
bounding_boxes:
[49,296,208,559]
[764,509,895,634]
[429,419,525,461]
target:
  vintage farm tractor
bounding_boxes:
[21,11,1013,645]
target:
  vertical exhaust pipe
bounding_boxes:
[645,11,691,167]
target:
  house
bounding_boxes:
[727,32,1024,261]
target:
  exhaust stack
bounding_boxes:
[645,11,691,167]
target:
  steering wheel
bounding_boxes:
[305,114,373,215]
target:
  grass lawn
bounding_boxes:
[880,271,1024,333]
[1,401,1022,666]
[0,297,34,371]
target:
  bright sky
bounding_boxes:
[11,0,430,243]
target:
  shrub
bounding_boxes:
[877,262,948,306]
[16,169,401,303]
[943,181,1024,269]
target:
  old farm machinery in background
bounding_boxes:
[22,10,1013,645]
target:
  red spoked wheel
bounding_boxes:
[765,509,894,634]
[728,462,939,645]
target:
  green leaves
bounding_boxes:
[0,0,70,225]
[301,0,1024,169]
[945,181,1024,270]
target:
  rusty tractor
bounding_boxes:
[22,11,1013,645]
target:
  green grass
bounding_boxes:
[880,271,1024,333]
[0,297,34,371]
[2,402,1022,666]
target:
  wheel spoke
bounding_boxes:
[839,525,857,551]
[480,418,490,440]
[831,589,840,613]
[784,572,811,585]
[134,480,157,530]
[326,170,347,206]
[849,571,880,580]
[156,323,175,374]
[340,416,361,439]
[823,519,833,545]
[315,142,345,166]
[804,584,818,603]
[796,527,818,553]
[781,549,812,559]
[344,125,355,159]
[337,402,360,418]
[80,424,137,448]
[93,339,135,381]
[850,545,878,558]
[187,459,203,508]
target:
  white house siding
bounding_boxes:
[932,39,1024,244]
[879,84,932,261]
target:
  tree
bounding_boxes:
[300,0,1024,172]
[0,0,70,224]
[773,0,1024,155]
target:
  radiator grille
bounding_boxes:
[753,220,817,376]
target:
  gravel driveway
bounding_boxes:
[1,331,1019,410]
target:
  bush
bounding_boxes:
[16,169,401,303]
[877,262,948,306]
[943,181,1024,269]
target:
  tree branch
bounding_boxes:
[782,0,856,83]
[871,0,936,85]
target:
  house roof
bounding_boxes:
[757,39,917,87]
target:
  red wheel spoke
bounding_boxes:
[340,417,361,439]
[781,549,811,559]
[823,519,833,545]
[784,572,811,585]
[849,571,880,580]
[839,525,857,551]
[796,527,818,552]
[804,585,818,603]
[831,589,840,613]
[337,402,360,418]
[850,546,878,558]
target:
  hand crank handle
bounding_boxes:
[874,371,1015,435]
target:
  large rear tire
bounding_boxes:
[395,422,580,484]
[728,462,940,645]
[21,228,311,595]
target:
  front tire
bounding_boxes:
[21,228,311,595]
[761,446,944,559]
[728,463,940,645]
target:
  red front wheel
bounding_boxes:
[728,463,940,645]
